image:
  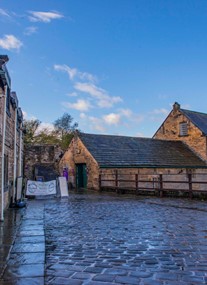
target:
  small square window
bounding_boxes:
[179,122,188,136]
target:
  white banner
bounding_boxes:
[58,177,69,197]
[26,180,57,196]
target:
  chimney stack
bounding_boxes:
[173,102,180,111]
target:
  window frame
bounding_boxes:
[179,122,188,136]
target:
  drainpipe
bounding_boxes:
[12,106,17,204]
[18,121,22,177]
[1,85,7,221]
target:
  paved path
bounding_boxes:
[0,192,207,284]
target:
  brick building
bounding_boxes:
[0,56,23,221]
[60,103,207,192]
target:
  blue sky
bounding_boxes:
[1,0,207,137]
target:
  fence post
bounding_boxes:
[99,173,102,191]
[188,173,193,199]
[159,174,163,197]
[135,174,138,195]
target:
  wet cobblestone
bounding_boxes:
[0,201,45,285]
[0,208,24,279]
[0,192,207,284]
[44,193,207,284]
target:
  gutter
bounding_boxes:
[100,164,207,169]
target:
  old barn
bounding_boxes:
[59,132,207,195]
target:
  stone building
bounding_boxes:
[24,144,63,182]
[154,102,207,161]
[59,131,207,191]
[0,56,23,220]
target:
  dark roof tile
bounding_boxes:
[181,108,207,135]
[79,133,207,168]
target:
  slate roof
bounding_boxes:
[180,108,207,136]
[78,133,207,168]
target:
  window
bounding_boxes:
[179,122,188,136]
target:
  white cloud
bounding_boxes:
[78,108,143,134]
[151,108,169,115]
[24,26,38,36]
[119,108,133,118]
[28,11,64,23]
[54,64,77,80]
[54,65,122,109]
[117,108,144,123]
[0,35,23,51]
[36,122,54,133]
[0,8,10,17]
[98,96,122,108]
[103,113,121,125]
[79,113,106,132]
[80,113,87,119]
[79,109,143,133]
[54,64,96,82]
[79,72,96,82]
[75,82,106,98]
[148,107,169,123]
[22,110,28,119]
[23,112,37,120]
[64,99,92,111]
[74,82,122,108]
[67,92,78,97]
[89,116,106,132]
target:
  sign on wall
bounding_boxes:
[26,180,57,196]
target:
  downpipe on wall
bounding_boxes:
[12,106,17,204]
[1,85,7,221]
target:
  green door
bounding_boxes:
[76,164,87,188]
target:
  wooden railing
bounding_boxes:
[99,171,207,198]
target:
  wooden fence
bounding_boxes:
[99,171,207,198]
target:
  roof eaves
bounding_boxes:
[100,164,207,169]
[180,108,207,136]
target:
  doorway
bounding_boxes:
[76,164,87,188]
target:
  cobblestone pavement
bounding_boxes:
[1,192,207,284]
[0,207,24,279]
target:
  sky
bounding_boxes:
[1,0,207,137]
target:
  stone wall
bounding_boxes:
[24,144,63,181]
[153,103,207,161]
[59,136,99,189]
[0,88,23,211]
[100,167,207,192]
[59,135,207,193]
